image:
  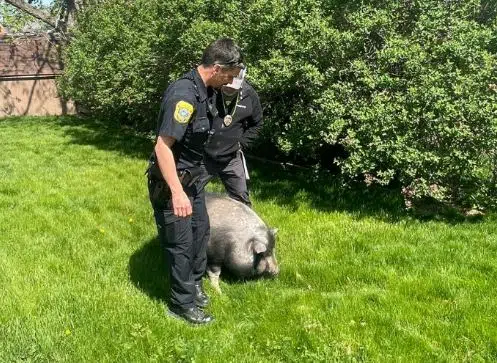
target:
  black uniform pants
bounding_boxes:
[201,151,251,207]
[148,179,209,309]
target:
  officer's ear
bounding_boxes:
[212,64,222,76]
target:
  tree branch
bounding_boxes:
[4,0,57,29]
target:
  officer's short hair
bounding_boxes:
[201,38,245,69]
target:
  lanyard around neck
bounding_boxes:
[221,91,240,119]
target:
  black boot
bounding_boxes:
[195,283,209,308]
[168,305,214,325]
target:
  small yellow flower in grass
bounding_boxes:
[129,218,134,223]
[99,228,105,234]
[65,329,71,336]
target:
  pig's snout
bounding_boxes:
[269,263,280,277]
[265,261,279,277]
[255,255,279,278]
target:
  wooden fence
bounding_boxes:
[0,34,75,117]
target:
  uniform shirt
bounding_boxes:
[152,69,215,171]
[204,81,263,163]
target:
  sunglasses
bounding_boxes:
[214,59,246,69]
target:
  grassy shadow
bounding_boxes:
[245,159,486,224]
[245,157,407,222]
[128,237,169,303]
[54,116,480,224]
[56,115,153,160]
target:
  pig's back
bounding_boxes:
[205,193,268,237]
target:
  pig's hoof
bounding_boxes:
[209,280,222,294]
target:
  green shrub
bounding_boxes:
[59,0,497,209]
[59,0,236,126]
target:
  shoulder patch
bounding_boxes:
[174,100,194,124]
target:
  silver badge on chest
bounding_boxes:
[223,115,233,127]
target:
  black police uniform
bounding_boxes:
[147,69,215,310]
[202,81,263,206]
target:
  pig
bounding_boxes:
[205,193,279,293]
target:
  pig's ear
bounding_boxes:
[252,241,267,254]
[270,228,278,236]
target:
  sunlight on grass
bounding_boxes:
[1,116,496,362]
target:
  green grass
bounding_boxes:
[1,116,497,362]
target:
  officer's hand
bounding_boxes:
[172,191,192,217]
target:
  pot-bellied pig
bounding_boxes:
[205,193,279,292]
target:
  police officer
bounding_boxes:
[147,38,244,324]
[202,69,263,207]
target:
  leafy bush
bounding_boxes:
[59,0,236,126]
[59,0,497,209]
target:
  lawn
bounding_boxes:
[1,116,496,362]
